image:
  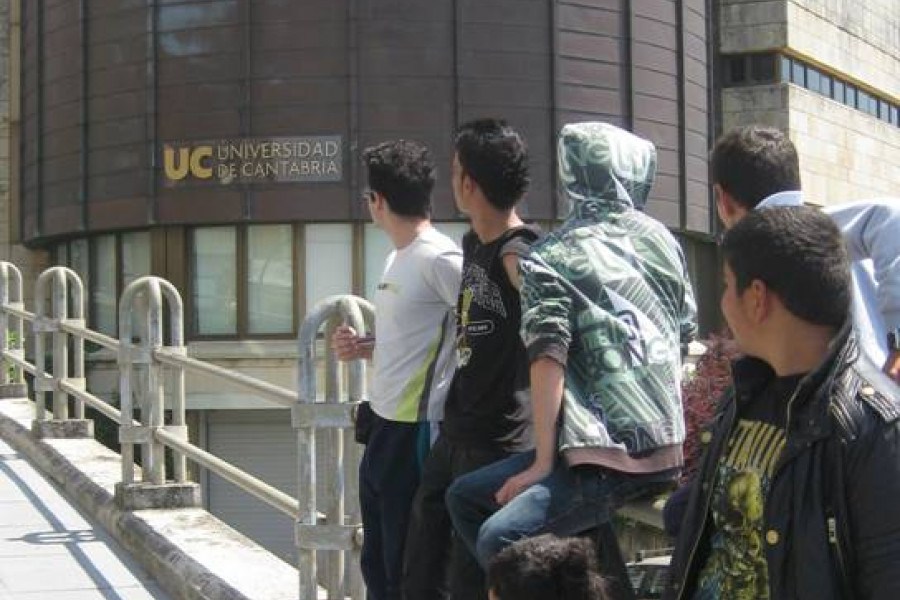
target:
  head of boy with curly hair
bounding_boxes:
[487,535,609,600]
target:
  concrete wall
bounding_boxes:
[722,83,900,207]
[720,0,900,101]
[721,84,790,130]
[1,0,48,307]
[787,0,900,100]
[719,0,788,53]
[787,85,900,206]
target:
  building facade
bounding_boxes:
[6,0,713,562]
[715,0,900,205]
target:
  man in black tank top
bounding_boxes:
[403,119,539,600]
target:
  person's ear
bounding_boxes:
[715,184,743,228]
[746,279,771,324]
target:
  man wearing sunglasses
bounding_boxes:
[333,140,462,600]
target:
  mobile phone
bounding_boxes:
[357,335,376,348]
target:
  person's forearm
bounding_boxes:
[530,357,565,469]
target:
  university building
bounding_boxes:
[715,0,900,204]
[10,0,899,563]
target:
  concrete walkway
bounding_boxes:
[0,439,169,600]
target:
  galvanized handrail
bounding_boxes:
[0,261,373,599]
[296,294,373,600]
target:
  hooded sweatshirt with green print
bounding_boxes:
[520,122,697,474]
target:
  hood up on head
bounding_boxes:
[556,122,657,220]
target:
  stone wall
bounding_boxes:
[720,0,900,100]
[719,0,788,54]
[787,0,900,100]
[787,85,900,206]
[1,0,48,307]
[722,83,900,207]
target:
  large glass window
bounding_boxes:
[92,235,117,336]
[791,61,805,87]
[434,222,470,249]
[122,232,151,288]
[364,224,394,301]
[247,225,294,334]
[122,232,151,337]
[55,243,68,266]
[831,80,844,103]
[805,67,820,93]
[779,56,791,83]
[69,238,90,320]
[192,228,237,335]
[305,224,352,313]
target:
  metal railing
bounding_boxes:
[0,261,373,600]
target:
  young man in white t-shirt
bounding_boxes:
[333,140,462,600]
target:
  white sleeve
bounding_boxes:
[428,251,464,307]
[825,199,900,330]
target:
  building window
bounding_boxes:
[122,232,151,288]
[791,61,805,87]
[806,67,821,94]
[92,235,117,336]
[305,224,353,314]
[363,224,393,301]
[723,53,778,87]
[247,225,294,335]
[434,222,470,248]
[750,54,776,82]
[818,73,832,97]
[189,224,301,338]
[724,56,747,85]
[192,227,238,336]
[831,80,844,103]
[779,56,791,83]
[844,83,856,108]
[746,53,900,130]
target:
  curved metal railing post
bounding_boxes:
[118,279,138,484]
[159,279,188,484]
[296,294,373,600]
[118,276,188,486]
[0,262,26,386]
[32,266,87,424]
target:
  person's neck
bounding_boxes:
[385,217,430,250]
[762,322,836,377]
[470,204,524,244]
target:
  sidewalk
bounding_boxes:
[0,439,169,600]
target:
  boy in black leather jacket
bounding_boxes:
[665,207,900,600]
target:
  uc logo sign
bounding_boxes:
[163,145,213,181]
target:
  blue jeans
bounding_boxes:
[446,450,675,568]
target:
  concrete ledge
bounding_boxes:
[0,382,28,398]
[115,482,202,511]
[0,398,300,600]
[33,418,94,439]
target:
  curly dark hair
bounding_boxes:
[711,125,801,210]
[487,535,609,600]
[455,118,530,210]
[722,206,850,328]
[362,139,435,218]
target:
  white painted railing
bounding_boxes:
[0,261,372,600]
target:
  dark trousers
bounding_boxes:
[360,413,429,600]
[403,434,512,600]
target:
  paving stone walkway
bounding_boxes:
[0,439,170,600]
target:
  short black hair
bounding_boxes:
[722,206,850,328]
[362,140,435,218]
[487,535,608,600]
[455,118,529,210]
[711,126,801,210]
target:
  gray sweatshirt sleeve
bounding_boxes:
[824,199,900,331]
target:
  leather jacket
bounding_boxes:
[664,327,900,600]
